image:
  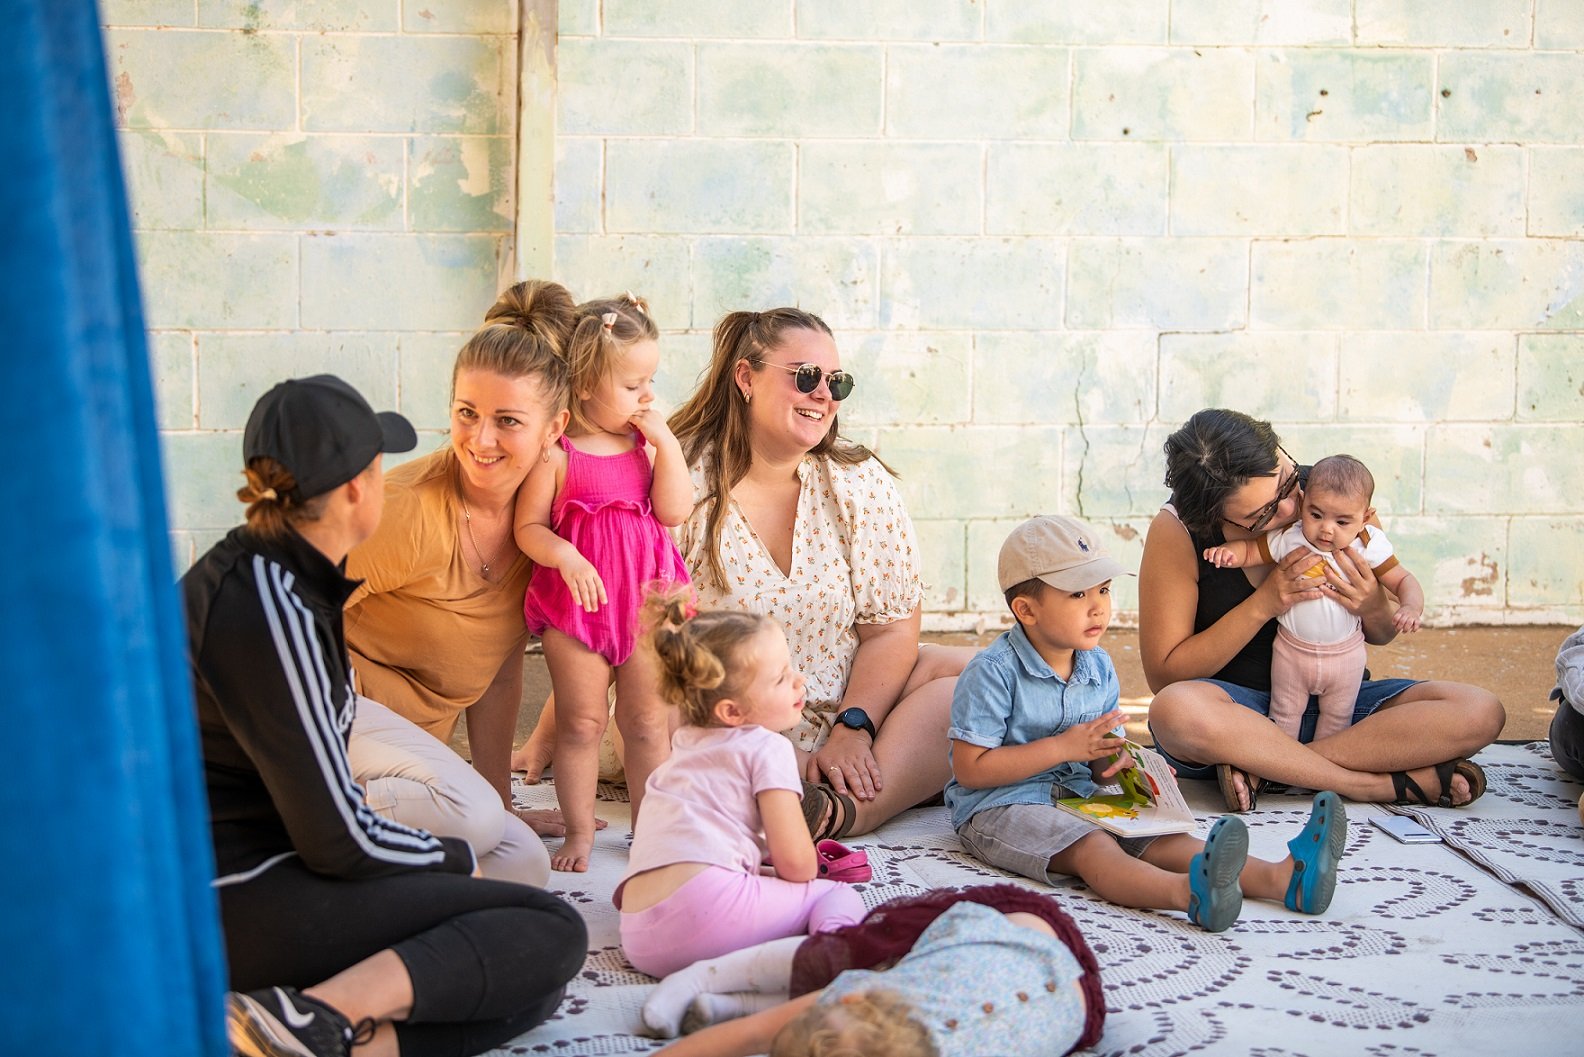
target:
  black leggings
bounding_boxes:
[220,860,587,1057]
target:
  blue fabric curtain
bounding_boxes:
[0,2,225,1053]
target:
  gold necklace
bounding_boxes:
[459,498,502,577]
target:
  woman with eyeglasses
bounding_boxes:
[671,308,973,839]
[1138,408,1503,814]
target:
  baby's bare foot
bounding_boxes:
[551,835,593,873]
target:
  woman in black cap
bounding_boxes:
[183,374,585,1057]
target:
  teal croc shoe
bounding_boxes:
[1285,791,1347,914]
[1187,815,1248,933]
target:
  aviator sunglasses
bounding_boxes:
[754,359,855,401]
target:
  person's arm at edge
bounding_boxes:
[655,992,820,1057]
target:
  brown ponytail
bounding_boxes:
[237,457,329,539]
[669,308,890,590]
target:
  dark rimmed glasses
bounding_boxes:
[1229,445,1300,533]
[754,359,855,402]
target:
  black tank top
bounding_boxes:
[1173,463,1311,691]
[1190,522,1278,692]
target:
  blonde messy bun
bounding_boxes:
[451,279,575,412]
[641,585,768,727]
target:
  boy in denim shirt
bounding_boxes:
[947,516,1349,932]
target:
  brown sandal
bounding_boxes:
[801,781,858,841]
[1216,763,1267,814]
[1390,759,1486,808]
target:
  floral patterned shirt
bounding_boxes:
[679,450,924,752]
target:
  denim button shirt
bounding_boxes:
[945,624,1121,831]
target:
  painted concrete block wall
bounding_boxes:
[114,3,1582,626]
[554,1,1584,627]
[105,0,520,567]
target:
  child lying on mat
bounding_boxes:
[645,884,1103,1057]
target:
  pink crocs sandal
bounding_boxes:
[816,839,871,883]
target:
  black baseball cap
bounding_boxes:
[243,374,417,500]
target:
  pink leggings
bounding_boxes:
[1271,626,1367,741]
[620,866,865,978]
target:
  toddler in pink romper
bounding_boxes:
[523,432,687,665]
[513,293,693,873]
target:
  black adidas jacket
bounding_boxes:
[182,525,474,885]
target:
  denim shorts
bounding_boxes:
[1150,677,1420,782]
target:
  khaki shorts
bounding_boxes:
[957,800,1157,886]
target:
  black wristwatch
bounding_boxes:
[835,707,876,742]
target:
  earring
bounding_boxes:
[542,449,550,463]
[742,389,752,404]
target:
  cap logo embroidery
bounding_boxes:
[1078,537,1090,552]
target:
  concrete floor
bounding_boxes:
[454,624,1574,759]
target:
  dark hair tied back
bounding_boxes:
[237,456,329,538]
[1161,408,1282,539]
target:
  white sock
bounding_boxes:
[641,936,803,1038]
[683,991,789,1034]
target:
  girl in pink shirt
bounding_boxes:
[616,590,866,984]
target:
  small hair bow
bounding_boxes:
[601,311,618,331]
[624,291,646,315]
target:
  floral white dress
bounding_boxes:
[678,450,924,752]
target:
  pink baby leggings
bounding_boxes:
[1271,626,1367,741]
[620,865,865,978]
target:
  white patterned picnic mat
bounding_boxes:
[1385,741,1584,929]
[495,746,1584,1056]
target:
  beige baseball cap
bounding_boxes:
[997,515,1132,593]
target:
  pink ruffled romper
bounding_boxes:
[523,433,689,665]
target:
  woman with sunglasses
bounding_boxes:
[666,308,972,840]
[515,310,970,835]
[1138,408,1503,813]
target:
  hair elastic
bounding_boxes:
[258,487,278,501]
[624,291,646,315]
[601,311,618,332]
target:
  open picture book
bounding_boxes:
[1055,741,1199,837]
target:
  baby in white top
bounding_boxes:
[1204,454,1425,741]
